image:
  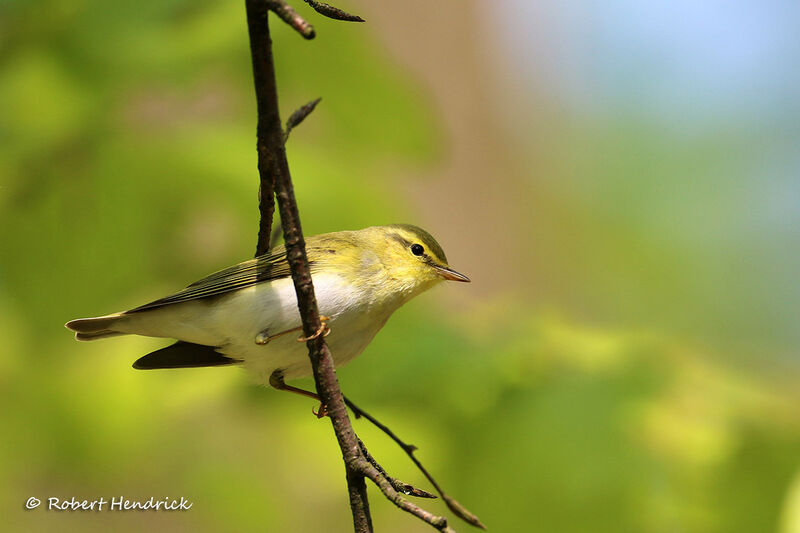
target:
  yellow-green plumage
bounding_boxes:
[66,225,469,383]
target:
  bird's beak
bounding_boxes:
[434,264,471,282]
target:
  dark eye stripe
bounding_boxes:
[389,233,412,248]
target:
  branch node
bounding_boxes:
[356,438,437,499]
[345,396,486,529]
[284,97,322,143]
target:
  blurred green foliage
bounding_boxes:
[2,1,800,532]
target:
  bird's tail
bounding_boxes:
[65,314,128,341]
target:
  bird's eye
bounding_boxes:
[410,243,424,256]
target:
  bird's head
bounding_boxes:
[363,224,470,298]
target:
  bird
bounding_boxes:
[66,224,469,405]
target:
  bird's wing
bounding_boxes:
[125,248,301,313]
[132,341,238,369]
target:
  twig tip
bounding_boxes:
[444,495,487,530]
[284,97,323,143]
[303,0,365,23]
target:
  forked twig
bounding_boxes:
[265,0,316,39]
[346,397,487,529]
[354,456,455,533]
[357,438,436,499]
[263,0,363,40]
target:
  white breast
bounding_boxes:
[214,273,394,382]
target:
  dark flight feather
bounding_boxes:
[126,248,296,313]
[132,341,238,370]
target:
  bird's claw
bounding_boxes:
[297,316,331,342]
[312,403,329,418]
[256,316,331,345]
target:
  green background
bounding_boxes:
[2,1,800,532]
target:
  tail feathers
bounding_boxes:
[66,314,126,342]
[75,330,126,341]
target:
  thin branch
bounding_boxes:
[245,1,371,529]
[269,219,283,249]
[355,457,456,533]
[347,468,374,533]
[346,397,487,530]
[265,0,364,39]
[357,438,437,499]
[303,0,365,22]
[284,97,322,143]
[247,0,280,255]
[270,374,442,501]
[267,0,316,39]
[245,2,473,532]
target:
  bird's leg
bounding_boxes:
[255,315,331,345]
[296,319,331,342]
[269,370,328,418]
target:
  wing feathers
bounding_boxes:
[126,249,297,313]
[122,234,348,314]
[132,341,238,369]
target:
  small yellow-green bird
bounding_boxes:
[66,225,469,396]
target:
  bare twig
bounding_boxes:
[303,0,365,22]
[262,0,364,40]
[247,0,279,255]
[269,219,283,248]
[267,0,316,39]
[355,456,455,533]
[346,397,487,530]
[284,97,322,143]
[357,438,437,499]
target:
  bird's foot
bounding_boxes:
[312,402,329,418]
[255,316,330,345]
[297,315,331,342]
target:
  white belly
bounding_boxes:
[119,273,394,382]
